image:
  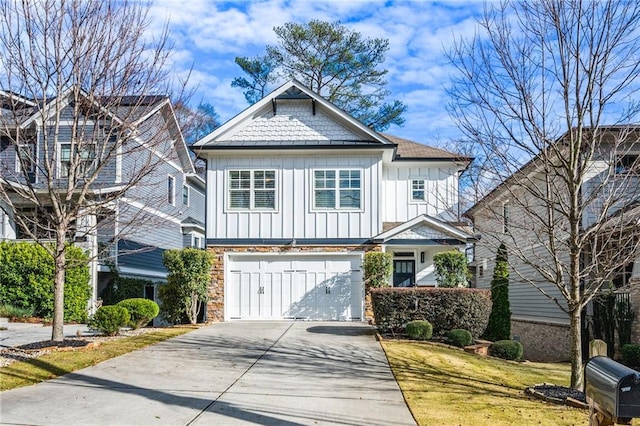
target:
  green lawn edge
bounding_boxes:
[1,326,194,391]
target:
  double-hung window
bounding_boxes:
[411,179,426,202]
[313,169,361,209]
[614,154,639,175]
[182,185,189,206]
[167,176,175,205]
[228,170,276,210]
[60,143,96,178]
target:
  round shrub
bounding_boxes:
[116,298,159,329]
[621,344,640,368]
[89,305,130,336]
[406,320,433,340]
[447,329,473,347]
[489,340,523,361]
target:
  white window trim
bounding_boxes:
[225,168,279,212]
[409,178,427,204]
[182,184,190,207]
[311,168,364,212]
[167,175,176,206]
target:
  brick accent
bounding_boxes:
[205,244,380,323]
[511,319,571,362]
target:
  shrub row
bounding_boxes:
[99,274,154,305]
[0,241,91,322]
[89,298,159,335]
[621,344,640,368]
[371,287,492,337]
[447,329,473,347]
[490,340,523,361]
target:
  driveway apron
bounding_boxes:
[0,322,415,425]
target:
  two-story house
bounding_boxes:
[193,80,474,322]
[0,89,205,309]
[466,127,640,361]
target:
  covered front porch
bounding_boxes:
[374,214,476,287]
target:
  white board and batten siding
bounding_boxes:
[206,154,383,239]
[226,253,364,321]
[382,164,460,223]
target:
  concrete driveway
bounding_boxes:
[0,322,416,425]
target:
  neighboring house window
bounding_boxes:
[502,203,509,233]
[228,170,276,210]
[193,235,201,248]
[411,179,426,201]
[614,154,639,175]
[182,185,189,206]
[167,176,175,205]
[313,169,361,209]
[60,143,96,178]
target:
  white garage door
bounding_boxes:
[226,254,363,320]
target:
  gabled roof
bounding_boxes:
[192,79,395,150]
[464,125,640,218]
[374,214,476,243]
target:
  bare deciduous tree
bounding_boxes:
[449,0,640,388]
[0,0,185,341]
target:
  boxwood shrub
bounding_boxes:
[406,320,433,340]
[89,305,130,336]
[116,298,159,329]
[447,329,473,347]
[489,340,523,361]
[371,287,492,337]
[621,344,640,368]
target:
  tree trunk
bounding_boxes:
[569,306,583,390]
[52,239,66,341]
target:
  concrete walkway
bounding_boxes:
[0,322,416,425]
[0,322,90,348]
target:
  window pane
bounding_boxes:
[264,170,275,188]
[182,185,189,205]
[315,190,335,208]
[230,170,251,189]
[167,176,175,204]
[230,190,250,208]
[255,190,275,208]
[339,189,360,208]
[412,190,425,200]
[61,145,71,161]
[339,170,360,188]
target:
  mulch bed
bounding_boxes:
[525,383,588,409]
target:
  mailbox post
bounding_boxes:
[585,356,640,426]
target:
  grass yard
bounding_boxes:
[382,340,597,426]
[0,327,194,391]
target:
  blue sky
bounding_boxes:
[149,0,486,145]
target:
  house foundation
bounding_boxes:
[511,318,571,362]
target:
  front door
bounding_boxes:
[393,260,415,287]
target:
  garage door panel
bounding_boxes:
[227,255,363,321]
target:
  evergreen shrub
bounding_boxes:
[89,305,130,336]
[489,340,523,361]
[116,298,159,329]
[371,287,491,337]
[406,320,433,340]
[621,344,640,368]
[447,329,473,347]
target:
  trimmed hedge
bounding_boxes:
[100,275,153,305]
[489,340,523,361]
[116,298,159,329]
[88,305,130,336]
[0,241,91,322]
[621,344,640,368]
[371,287,492,337]
[447,329,473,347]
[406,320,433,340]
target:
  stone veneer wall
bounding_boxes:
[205,244,380,323]
[511,319,571,362]
[630,278,640,345]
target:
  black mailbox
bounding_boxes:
[585,356,640,423]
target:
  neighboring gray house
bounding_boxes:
[0,89,205,309]
[466,127,640,361]
[192,80,475,322]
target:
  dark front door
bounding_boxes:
[393,260,415,287]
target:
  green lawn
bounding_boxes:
[1,327,194,391]
[382,340,612,426]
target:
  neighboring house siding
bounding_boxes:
[382,164,460,222]
[117,196,183,250]
[207,154,382,239]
